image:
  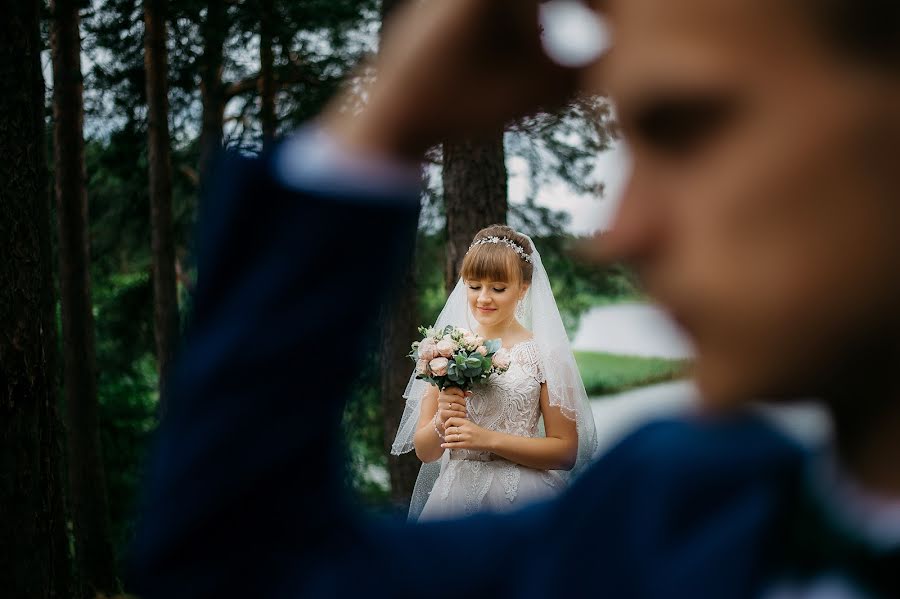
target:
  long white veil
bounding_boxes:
[391,235,599,520]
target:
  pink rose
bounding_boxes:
[492,349,511,370]
[463,334,483,349]
[418,338,437,361]
[435,339,457,358]
[476,345,488,356]
[429,357,450,376]
[416,359,429,375]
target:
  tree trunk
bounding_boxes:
[443,132,508,292]
[50,1,118,595]
[259,0,277,149]
[378,263,422,506]
[199,0,227,186]
[144,0,179,401]
[378,0,421,505]
[0,1,74,596]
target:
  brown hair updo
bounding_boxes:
[460,225,534,285]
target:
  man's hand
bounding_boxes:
[326,0,579,162]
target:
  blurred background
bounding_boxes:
[7,0,699,595]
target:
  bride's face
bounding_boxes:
[466,278,527,329]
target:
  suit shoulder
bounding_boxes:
[583,413,808,492]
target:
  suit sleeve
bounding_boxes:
[128,147,422,597]
[128,140,798,598]
[128,145,636,598]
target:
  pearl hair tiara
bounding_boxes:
[467,236,533,263]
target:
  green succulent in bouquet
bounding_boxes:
[408,325,511,391]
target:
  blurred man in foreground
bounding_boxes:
[131,0,900,596]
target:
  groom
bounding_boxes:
[131,0,900,597]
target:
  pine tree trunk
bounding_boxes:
[0,1,74,596]
[260,0,277,149]
[443,132,508,292]
[50,1,118,595]
[378,262,422,506]
[378,0,421,505]
[144,0,179,400]
[199,0,227,185]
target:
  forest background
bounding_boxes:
[1,1,687,596]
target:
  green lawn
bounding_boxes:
[575,351,691,397]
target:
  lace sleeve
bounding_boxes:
[513,340,546,384]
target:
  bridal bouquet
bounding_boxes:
[409,325,511,391]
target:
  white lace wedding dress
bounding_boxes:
[392,233,599,521]
[418,339,566,521]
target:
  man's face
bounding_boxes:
[587,0,900,406]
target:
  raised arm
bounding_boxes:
[130,2,585,595]
[128,146,421,595]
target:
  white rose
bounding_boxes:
[436,339,457,358]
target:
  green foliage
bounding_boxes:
[341,348,390,505]
[575,351,690,397]
[73,0,634,542]
[93,271,158,568]
[79,0,382,559]
[533,234,642,335]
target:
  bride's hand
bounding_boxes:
[441,417,496,452]
[437,387,469,429]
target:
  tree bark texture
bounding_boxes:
[378,263,422,505]
[199,0,227,185]
[144,0,180,399]
[50,1,119,595]
[378,0,421,505]
[0,1,74,596]
[443,132,508,293]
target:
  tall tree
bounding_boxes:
[144,0,180,397]
[443,131,509,292]
[259,0,278,149]
[50,0,119,595]
[0,1,74,596]
[199,0,228,183]
[378,0,421,505]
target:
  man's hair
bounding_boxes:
[810,0,900,69]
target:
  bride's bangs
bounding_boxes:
[460,244,521,284]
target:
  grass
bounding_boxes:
[575,351,691,397]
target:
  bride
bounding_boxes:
[392,225,598,520]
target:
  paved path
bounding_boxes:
[589,380,831,457]
[573,302,694,359]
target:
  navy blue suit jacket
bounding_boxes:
[129,147,877,598]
